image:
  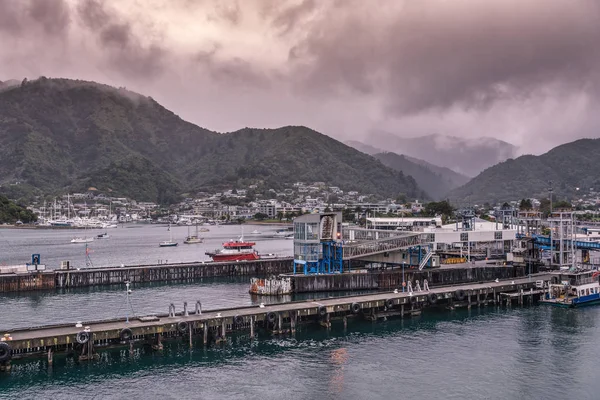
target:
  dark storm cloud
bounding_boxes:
[270,0,315,35]
[28,0,71,35]
[3,0,600,154]
[289,0,600,115]
[0,0,25,34]
[193,45,270,87]
[0,0,70,35]
[77,0,110,30]
[76,0,167,79]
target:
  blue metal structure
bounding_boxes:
[293,212,344,275]
[293,241,344,274]
[518,234,600,251]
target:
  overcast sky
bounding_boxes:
[2,0,600,154]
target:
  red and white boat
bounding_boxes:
[205,238,260,262]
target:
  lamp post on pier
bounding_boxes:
[402,261,406,292]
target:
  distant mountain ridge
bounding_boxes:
[373,152,469,200]
[367,131,517,176]
[344,140,383,156]
[448,138,600,204]
[0,77,426,203]
[345,140,470,199]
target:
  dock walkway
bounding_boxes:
[1,274,549,366]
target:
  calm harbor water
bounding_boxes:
[1,306,599,400]
[1,227,600,399]
[0,224,292,268]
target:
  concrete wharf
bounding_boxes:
[0,274,549,370]
[0,257,294,293]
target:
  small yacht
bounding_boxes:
[273,227,294,238]
[540,269,600,308]
[96,232,109,239]
[159,224,178,247]
[71,237,94,244]
[251,229,261,235]
[260,253,278,259]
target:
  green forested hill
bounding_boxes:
[448,138,600,204]
[0,78,425,202]
[0,195,37,223]
[190,126,425,198]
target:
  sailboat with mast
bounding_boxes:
[159,223,178,247]
[71,213,94,243]
[184,222,203,244]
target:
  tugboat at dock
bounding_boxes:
[541,269,600,308]
[205,238,260,262]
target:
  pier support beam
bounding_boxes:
[220,319,226,343]
[250,316,255,339]
[203,323,208,346]
[290,312,297,334]
[277,313,283,335]
[468,291,472,309]
[0,361,11,372]
[153,333,163,351]
[79,336,97,362]
[319,313,331,329]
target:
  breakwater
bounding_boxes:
[0,258,293,293]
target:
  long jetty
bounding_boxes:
[0,257,294,293]
[0,275,548,370]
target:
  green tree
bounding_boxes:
[253,212,268,220]
[423,200,454,217]
[276,211,284,221]
[554,200,572,210]
[342,208,356,222]
[519,198,533,210]
[0,196,37,223]
[422,200,454,224]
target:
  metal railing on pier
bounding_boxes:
[342,233,422,259]
[342,227,408,242]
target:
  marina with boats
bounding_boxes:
[2,210,600,376]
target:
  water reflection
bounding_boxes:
[329,347,349,394]
[2,307,600,400]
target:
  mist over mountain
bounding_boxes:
[0,78,426,203]
[373,152,469,200]
[367,131,517,177]
[0,79,20,91]
[344,141,384,156]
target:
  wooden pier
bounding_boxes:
[0,258,294,293]
[290,265,526,293]
[0,275,549,370]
